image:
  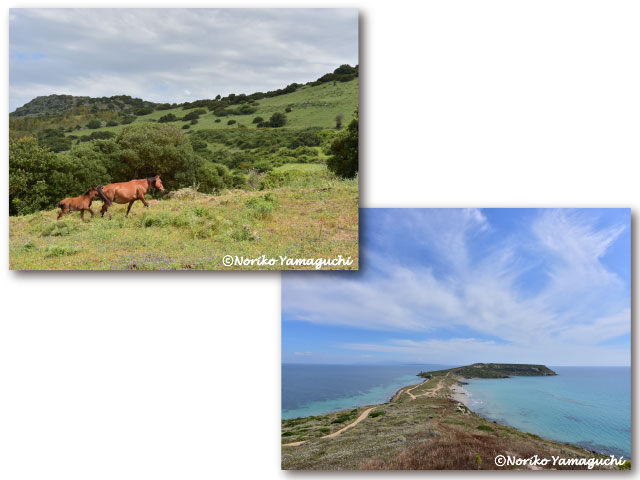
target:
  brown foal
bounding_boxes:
[56,187,100,221]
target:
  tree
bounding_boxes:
[86,119,102,129]
[113,123,201,191]
[327,109,358,178]
[269,112,287,128]
[9,137,110,215]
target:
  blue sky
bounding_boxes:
[9,8,358,112]
[282,209,631,366]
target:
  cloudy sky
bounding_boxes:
[9,8,358,112]
[282,209,631,366]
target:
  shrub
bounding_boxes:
[192,206,210,218]
[230,224,255,241]
[246,168,266,189]
[120,116,136,125]
[252,116,264,124]
[327,109,358,178]
[227,119,236,125]
[182,124,190,129]
[158,113,178,123]
[134,106,153,116]
[285,107,292,113]
[214,118,221,123]
[269,112,286,128]
[245,193,277,219]
[190,119,198,125]
[106,120,118,127]
[86,119,102,129]
[369,411,385,418]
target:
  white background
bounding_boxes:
[2,1,638,479]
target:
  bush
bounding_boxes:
[230,224,255,241]
[227,119,236,125]
[120,116,136,125]
[158,113,178,123]
[183,109,206,121]
[134,106,154,116]
[106,120,118,127]
[252,116,264,124]
[182,124,190,129]
[285,107,292,113]
[245,193,277,219]
[86,119,102,129]
[190,119,198,125]
[214,118,221,123]
[269,112,287,128]
[327,109,358,178]
[369,411,385,418]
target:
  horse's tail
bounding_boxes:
[97,185,112,206]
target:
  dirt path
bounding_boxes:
[282,407,375,447]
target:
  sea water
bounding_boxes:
[462,366,630,459]
[282,364,443,419]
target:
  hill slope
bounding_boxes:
[419,363,558,379]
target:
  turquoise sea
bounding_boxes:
[462,366,630,459]
[282,364,440,419]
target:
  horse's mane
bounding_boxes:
[82,188,95,196]
[147,176,156,184]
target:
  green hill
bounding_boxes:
[10,94,158,118]
[418,363,558,379]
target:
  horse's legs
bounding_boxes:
[88,208,95,218]
[101,203,112,220]
[80,210,85,221]
[125,200,135,217]
[57,210,66,221]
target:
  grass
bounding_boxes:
[282,374,616,470]
[9,164,358,270]
[64,79,358,138]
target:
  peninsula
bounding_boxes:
[282,363,624,470]
[418,363,558,379]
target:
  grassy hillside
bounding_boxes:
[61,78,358,139]
[419,363,558,379]
[281,373,617,470]
[9,164,358,270]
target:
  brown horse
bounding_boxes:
[98,175,165,219]
[56,187,100,221]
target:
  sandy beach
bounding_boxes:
[450,383,469,404]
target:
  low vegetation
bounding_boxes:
[10,164,358,270]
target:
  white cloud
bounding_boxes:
[283,209,630,365]
[9,8,358,111]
